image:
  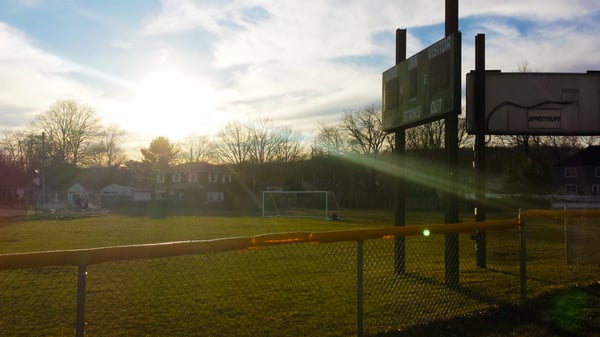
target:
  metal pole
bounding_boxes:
[444,0,460,288]
[41,132,46,211]
[76,265,87,337]
[474,34,487,268]
[563,205,568,264]
[518,209,527,304]
[325,191,329,219]
[394,28,407,275]
[357,241,364,337]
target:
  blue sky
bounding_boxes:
[1,0,599,155]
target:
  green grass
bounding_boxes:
[0,211,386,254]
[0,209,455,254]
[0,210,598,336]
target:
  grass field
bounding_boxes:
[0,209,399,253]
[0,209,598,336]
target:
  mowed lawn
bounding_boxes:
[0,209,447,254]
[0,210,444,337]
[0,210,598,336]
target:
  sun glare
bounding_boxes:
[128,70,222,140]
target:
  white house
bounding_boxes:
[67,183,87,207]
[100,184,134,198]
[132,190,152,202]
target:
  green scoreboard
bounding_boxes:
[382,32,461,131]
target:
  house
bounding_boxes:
[100,184,134,208]
[553,146,600,195]
[552,146,600,208]
[153,162,235,208]
[132,190,152,202]
[67,183,88,208]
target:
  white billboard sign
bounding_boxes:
[466,71,600,135]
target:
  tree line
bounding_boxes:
[1,99,599,194]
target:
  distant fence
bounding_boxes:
[0,210,599,336]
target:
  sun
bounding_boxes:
[127,70,223,141]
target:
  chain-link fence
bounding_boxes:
[0,211,598,337]
[520,209,600,299]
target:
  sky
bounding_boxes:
[1,0,599,155]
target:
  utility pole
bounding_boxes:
[40,132,46,211]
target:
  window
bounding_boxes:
[156,174,165,183]
[207,191,224,202]
[172,173,181,183]
[596,167,600,178]
[208,173,219,183]
[564,167,577,178]
[155,190,168,200]
[188,173,198,183]
[222,174,232,183]
[592,184,600,195]
[564,184,577,195]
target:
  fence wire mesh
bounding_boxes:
[83,242,357,337]
[361,229,521,334]
[523,211,600,299]
[0,266,77,336]
[0,211,599,336]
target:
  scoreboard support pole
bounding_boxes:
[474,34,487,268]
[394,28,407,275]
[444,0,460,289]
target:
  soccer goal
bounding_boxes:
[262,191,343,220]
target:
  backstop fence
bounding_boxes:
[0,209,598,337]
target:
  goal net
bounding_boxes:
[262,191,342,220]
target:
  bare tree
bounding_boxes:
[247,118,280,165]
[274,127,306,163]
[0,130,26,166]
[406,120,445,151]
[179,133,214,163]
[32,100,101,166]
[313,121,350,156]
[215,121,251,165]
[580,136,600,147]
[0,130,43,171]
[340,104,391,154]
[87,124,128,167]
[215,119,307,165]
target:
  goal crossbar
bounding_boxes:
[262,191,342,220]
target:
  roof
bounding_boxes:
[555,146,600,167]
[100,184,134,192]
[162,162,219,173]
[67,183,86,192]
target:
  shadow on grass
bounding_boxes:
[370,284,600,337]
[400,271,509,306]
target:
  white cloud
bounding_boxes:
[141,0,224,35]
[15,0,44,7]
[0,23,102,127]
[462,0,600,22]
[2,0,600,150]
[136,0,600,139]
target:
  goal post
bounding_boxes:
[262,191,342,220]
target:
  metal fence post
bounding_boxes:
[563,205,569,264]
[518,209,527,304]
[357,241,364,337]
[76,264,87,337]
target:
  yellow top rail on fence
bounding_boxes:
[524,209,600,219]
[0,219,516,271]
